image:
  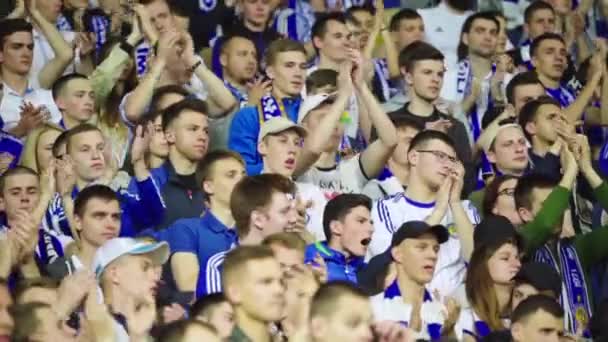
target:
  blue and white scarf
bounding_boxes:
[274,0,298,41]
[225,81,249,108]
[134,41,152,77]
[545,86,576,108]
[374,58,396,102]
[56,14,73,32]
[0,131,23,171]
[258,94,288,123]
[534,241,592,337]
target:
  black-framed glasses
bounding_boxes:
[416,150,458,164]
[497,188,515,196]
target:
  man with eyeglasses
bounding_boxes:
[368,130,479,296]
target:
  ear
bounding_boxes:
[390,246,402,264]
[329,220,343,239]
[55,98,66,111]
[165,129,176,144]
[312,36,323,52]
[251,209,266,231]
[462,33,469,47]
[511,323,523,342]
[404,70,414,86]
[74,214,83,233]
[202,180,214,197]
[258,140,267,156]
[407,149,418,167]
[266,65,276,80]
[219,53,228,68]
[486,150,497,164]
[310,316,327,340]
[531,55,538,68]
[224,284,242,305]
[525,121,537,137]
[400,66,408,78]
[517,207,533,223]
[0,51,4,64]
[491,206,500,216]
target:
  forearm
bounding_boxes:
[305,94,349,154]
[450,203,474,261]
[32,14,73,61]
[382,31,400,79]
[521,187,571,253]
[363,29,380,59]
[75,55,95,76]
[132,159,151,182]
[20,257,40,279]
[581,164,603,189]
[90,46,130,105]
[358,85,397,147]
[124,59,165,123]
[193,62,236,118]
[564,75,601,122]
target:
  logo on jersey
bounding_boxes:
[199,0,217,12]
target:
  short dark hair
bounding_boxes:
[511,294,563,324]
[514,173,558,211]
[52,73,89,100]
[74,184,119,218]
[14,277,60,303]
[52,130,70,158]
[162,98,208,131]
[264,39,306,67]
[0,166,37,195]
[0,19,32,48]
[506,71,542,105]
[312,13,347,45]
[389,8,422,32]
[518,96,561,140]
[306,69,338,94]
[195,149,245,195]
[190,293,227,318]
[323,194,371,241]
[155,319,217,342]
[530,32,565,58]
[310,281,367,319]
[222,245,275,288]
[457,11,500,61]
[65,123,103,153]
[482,175,519,217]
[149,85,190,114]
[11,302,50,342]
[408,130,457,154]
[399,40,444,71]
[220,34,256,55]
[524,1,555,24]
[230,174,296,237]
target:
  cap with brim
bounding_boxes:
[473,215,523,251]
[93,237,170,278]
[258,117,308,143]
[356,221,448,296]
[480,123,528,154]
[513,262,561,297]
[297,93,336,124]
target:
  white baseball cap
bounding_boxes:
[297,93,336,124]
[93,238,170,278]
[258,117,308,143]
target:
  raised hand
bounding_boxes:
[13,102,48,137]
[246,77,272,106]
[337,61,354,96]
[75,32,96,57]
[12,210,40,262]
[425,119,452,133]
[83,284,115,342]
[56,156,77,197]
[155,30,180,62]
[131,125,150,165]
[125,295,156,338]
[56,270,97,320]
[448,162,465,204]
[179,31,198,68]
[373,321,416,342]
[133,4,158,44]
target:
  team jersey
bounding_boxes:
[369,193,480,295]
[296,182,329,241]
[297,154,370,195]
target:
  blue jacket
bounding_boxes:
[45,177,165,239]
[227,98,301,175]
[150,211,238,298]
[304,241,365,284]
[127,161,205,230]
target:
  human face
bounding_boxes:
[57,79,96,124]
[1,173,40,222]
[463,18,498,59]
[492,178,523,226]
[526,9,556,40]
[257,192,297,236]
[241,0,273,29]
[76,198,121,248]
[519,187,553,224]
[495,16,508,54]
[69,131,106,183]
[267,51,307,97]
[511,283,540,311]
[110,254,161,303]
[0,285,13,339]
[166,110,209,162]
[149,116,169,158]
[301,104,344,152]
[487,243,521,285]
[0,32,34,76]
[393,18,424,51]
[259,130,303,177]
[36,0,62,23]
[409,139,457,189]
[36,129,61,172]
[236,258,285,322]
[512,84,546,114]
[391,126,420,166]
[487,127,529,176]
[407,60,445,103]
[346,22,364,50]
[392,233,440,285]
[528,104,565,144]
[532,39,567,82]
[221,37,258,83]
[511,310,563,342]
[335,206,373,257]
[312,295,373,342]
[270,244,304,275]
[204,158,246,207]
[351,10,374,48]
[145,0,174,34]
[199,302,234,340]
[314,20,351,63]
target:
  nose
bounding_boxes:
[91,149,101,159]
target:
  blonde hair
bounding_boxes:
[19,123,64,173]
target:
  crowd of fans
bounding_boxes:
[2,0,608,340]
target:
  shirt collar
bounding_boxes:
[3,82,35,97]
[314,241,365,267]
[201,210,234,234]
[384,279,433,301]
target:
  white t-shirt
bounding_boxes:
[362,176,404,201]
[0,82,62,132]
[368,193,480,295]
[30,29,76,89]
[295,181,329,241]
[297,154,370,195]
[418,3,472,102]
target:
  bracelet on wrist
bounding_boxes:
[189,59,203,73]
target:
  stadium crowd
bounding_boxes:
[2,0,608,340]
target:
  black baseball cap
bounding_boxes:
[513,262,562,297]
[473,215,523,251]
[356,221,448,295]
